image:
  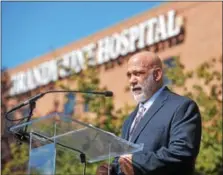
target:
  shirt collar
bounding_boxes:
[141,85,166,109]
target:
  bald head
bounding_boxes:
[127,51,164,103]
[128,51,163,70]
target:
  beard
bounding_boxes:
[131,74,155,103]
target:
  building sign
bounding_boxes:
[10,10,184,96]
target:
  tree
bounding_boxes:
[2,143,29,175]
[54,57,134,174]
[3,54,221,175]
[1,68,12,135]
[1,56,133,174]
[1,68,30,175]
[165,56,222,175]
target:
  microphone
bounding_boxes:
[6,93,45,114]
[104,91,113,97]
[5,90,113,120]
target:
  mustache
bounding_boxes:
[131,75,153,92]
[131,85,143,91]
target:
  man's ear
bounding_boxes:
[153,68,163,82]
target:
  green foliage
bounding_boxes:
[55,146,98,175]
[54,57,134,174]
[2,143,29,175]
[165,55,222,175]
[2,56,133,175]
[3,55,221,175]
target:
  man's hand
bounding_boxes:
[119,154,134,175]
[96,163,114,175]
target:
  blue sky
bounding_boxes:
[2,1,163,69]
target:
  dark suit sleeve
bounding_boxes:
[111,118,131,175]
[132,100,202,174]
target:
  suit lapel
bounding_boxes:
[130,87,170,142]
[124,106,138,140]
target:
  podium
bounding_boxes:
[9,112,143,175]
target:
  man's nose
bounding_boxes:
[129,75,137,85]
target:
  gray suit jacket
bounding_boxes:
[113,87,202,175]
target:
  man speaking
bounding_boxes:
[97,51,202,175]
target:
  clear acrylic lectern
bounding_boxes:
[10,112,143,175]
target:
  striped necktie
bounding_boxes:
[129,104,145,140]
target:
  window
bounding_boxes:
[21,106,30,117]
[163,57,176,68]
[83,93,93,112]
[64,93,76,115]
[163,57,176,85]
[84,102,89,112]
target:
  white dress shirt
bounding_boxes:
[142,85,166,115]
[130,85,166,133]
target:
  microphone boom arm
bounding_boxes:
[5,90,113,122]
